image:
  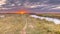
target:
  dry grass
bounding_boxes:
[0,14,60,34]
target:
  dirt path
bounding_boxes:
[21,23,27,34]
[21,15,35,34]
[21,15,27,34]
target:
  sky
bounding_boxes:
[0,0,60,13]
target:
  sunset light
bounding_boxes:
[16,9,28,14]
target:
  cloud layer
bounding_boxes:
[0,0,60,12]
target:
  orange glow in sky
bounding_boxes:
[16,9,28,14]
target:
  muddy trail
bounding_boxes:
[0,14,60,34]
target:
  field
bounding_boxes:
[37,13,60,19]
[0,14,60,34]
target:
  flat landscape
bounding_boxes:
[37,13,60,19]
[0,14,60,34]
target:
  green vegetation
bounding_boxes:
[37,14,60,19]
[0,14,60,34]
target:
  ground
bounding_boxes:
[0,14,60,34]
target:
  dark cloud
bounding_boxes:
[29,0,40,2]
[27,0,60,5]
[0,0,60,12]
[48,0,60,5]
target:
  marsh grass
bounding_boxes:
[0,14,60,34]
